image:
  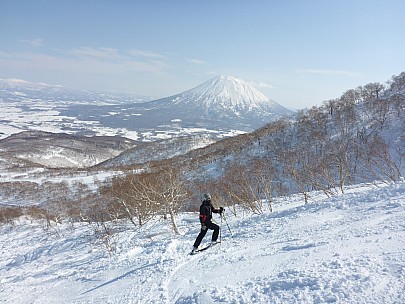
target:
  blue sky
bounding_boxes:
[1,0,404,109]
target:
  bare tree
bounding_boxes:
[216,158,274,214]
[361,82,384,101]
[0,206,23,225]
[107,166,188,234]
[156,166,189,234]
[107,174,158,227]
[365,136,401,183]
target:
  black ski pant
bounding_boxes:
[193,222,219,248]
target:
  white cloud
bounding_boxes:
[128,49,166,59]
[19,38,44,48]
[0,51,13,58]
[186,58,205,65]
[249,81,274,89]
[0,47,170,75]
[70,47,120,58]
[295,69,362,77]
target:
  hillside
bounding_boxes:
[165,75,405,201]
[0,131,136,169]
[1,181,404,303]
[97,134,215,168]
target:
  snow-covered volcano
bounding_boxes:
[173,75,276,111]
[146,75,292,130]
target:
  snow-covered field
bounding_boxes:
[0,78,250,143]
[1,180,404,303]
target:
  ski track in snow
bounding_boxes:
[1,181,405,303]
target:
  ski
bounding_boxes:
[189,242,220,255]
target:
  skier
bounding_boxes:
[191,193,224,254]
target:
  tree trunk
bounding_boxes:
[168,206,180,235]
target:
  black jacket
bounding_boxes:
[199,200,220,224]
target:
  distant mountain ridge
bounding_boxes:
[0,78,153,105]
[0,76,293,142]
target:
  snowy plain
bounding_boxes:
[1,180,404,303]
[0,77,254,143]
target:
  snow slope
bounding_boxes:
[1,180,404,303]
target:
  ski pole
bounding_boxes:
[222,210,233,238]
[220,213,222,244]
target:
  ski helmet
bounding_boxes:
[203,193,211,201]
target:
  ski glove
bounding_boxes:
[219,207,224,214]
[201,223,207,230]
